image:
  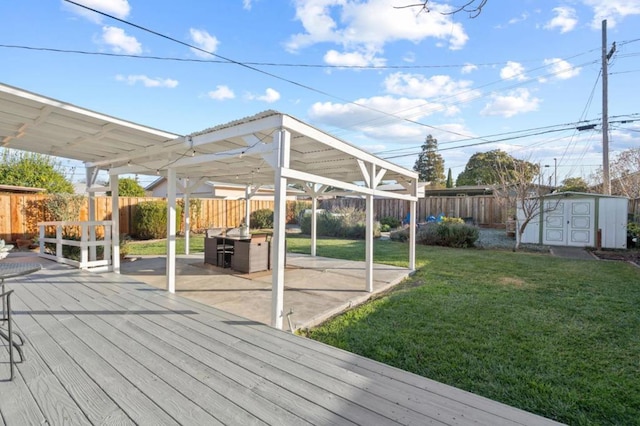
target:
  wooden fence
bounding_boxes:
[3,194,638,242]
[0,194,302,243]
[631,198,640,219]
[320,195,506,227]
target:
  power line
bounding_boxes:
[59,0,605,145]
[61,0,491,141]
[0,43,515,70]
[378,116,640,160]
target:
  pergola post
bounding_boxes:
[85,166,98,262]
[409,198,417,270]
[311,191,317,257]
[183,184,190,255]
[271,129,290,329]
[166,168,177,293]
[110,174,120,273]
[245,185,252,229]
[365,163,375,292]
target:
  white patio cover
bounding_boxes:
[0,83,418,329]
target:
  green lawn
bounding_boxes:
[126,235,205,255]
[128,234,640,425]
[292,236,640,426]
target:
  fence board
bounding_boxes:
[320,196,505,227]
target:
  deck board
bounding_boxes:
[0,265,564,425]
[113,280,529,426]
[15,279,179,426]
[110,289,446,425]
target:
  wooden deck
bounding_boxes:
[0,264,563,425]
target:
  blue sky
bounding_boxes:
[1,0,639,187]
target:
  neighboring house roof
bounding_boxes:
[424,184,556,197]
[146,178,304,199]
[0,184,46,193]
[73,182,109,195]
[375,182,426,198]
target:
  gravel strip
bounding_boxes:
[476,228,550,253]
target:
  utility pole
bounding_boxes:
[602,19,616,195]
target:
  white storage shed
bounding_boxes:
[518,192,628,249]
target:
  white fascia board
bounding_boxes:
[281,168,417,201]
[282,115,417,180]
[191,114,285,145]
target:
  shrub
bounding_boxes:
[134,201,182,239]
[380,216,402,229]
[380,223,391,232]
[250,209,274,229]
[441,216,464,224]
[417,222,479,248]
[299,207,380,239]
[416,223,441,245]
[390,228,409,242]
[286,201,311,224]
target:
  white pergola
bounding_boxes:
[0,82,418,329]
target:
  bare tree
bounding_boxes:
[394,0,488,18]
[602,148,640,199]
[493,158,555,250]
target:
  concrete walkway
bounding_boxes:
[550,246,598,260]
[118,253,413,332]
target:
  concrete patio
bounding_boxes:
[119,252,413,332]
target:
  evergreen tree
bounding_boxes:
[413,135,445,186]
[446,168,453,188]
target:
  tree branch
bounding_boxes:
[394,0,487,18]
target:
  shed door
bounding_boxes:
[542,199,595,247]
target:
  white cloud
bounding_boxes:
[63,0,130,23]
[383,72,479,105]
[480,88,541,118]
[508,12,529,25]
[189,29,219,58]
[286,0,469,57]
[243,0,253,10]
[543,58,581,80]
[115,74,178,88]
[582,0,640,28]
[247,88,281,103]
[545,7,578,33]
[207,85,235,100]
[309,96,442,141]
[500,61,527,81]
[101,26,141,54]
[323,49,386,67]
[402,52,416,63]
[461,63,478,74]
